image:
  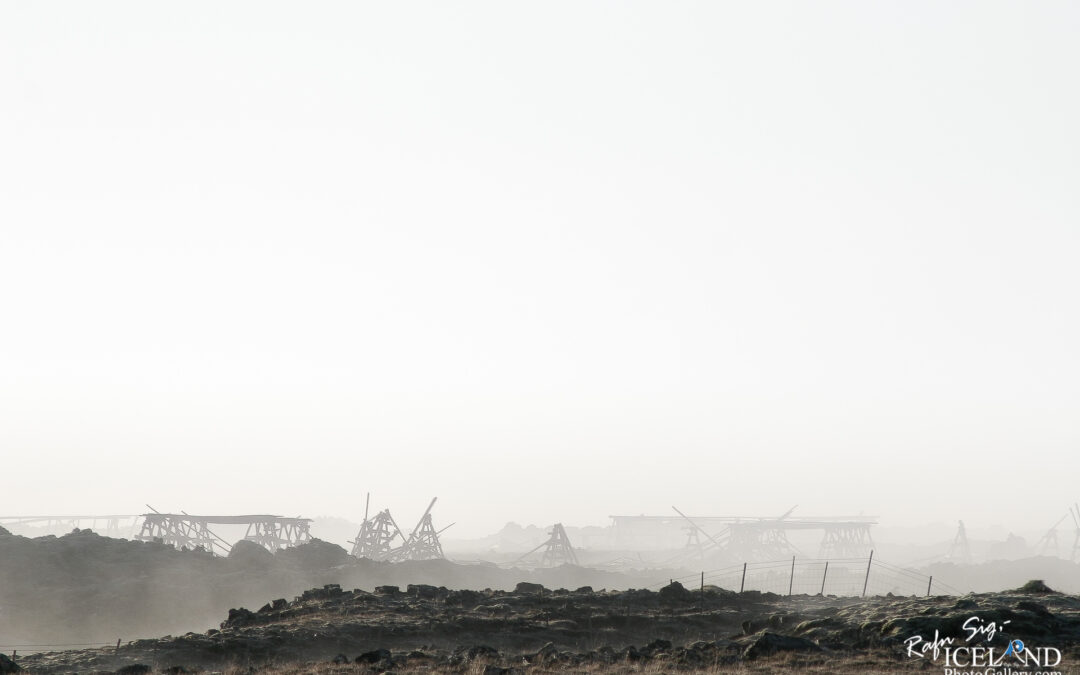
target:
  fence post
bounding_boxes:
[740,562,747,593]
[700,571,704,607]
[789,556,795,596]
[862,550,874,597]
[820,561,828,595]
[927,575,933,597]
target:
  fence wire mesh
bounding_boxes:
[653,553,964,597]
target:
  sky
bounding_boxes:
[1,1,1078,539]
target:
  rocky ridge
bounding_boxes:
[17,580,1080,673]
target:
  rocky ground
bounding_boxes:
[0,528,678,649]
[6,527,1080,673]
[13,580,1080,674]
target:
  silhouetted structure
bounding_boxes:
[350,494,405,560]
[385,497,451,561]
[518,523,579,567]
[651,506,875,563]
[134,511,311,554]
[1036,513,1067,557]
[945,520,972,565]
[1071,503,1080,562]
[541,523,579,566]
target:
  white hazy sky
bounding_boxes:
[1,2,1077,538]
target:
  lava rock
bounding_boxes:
[445,589,482,606]
[743,631,822,660]
[355,648,392,665]
[658,581,695,603]
[222,607,257,628]
[1016,600,1053,617]
[225,540,274,568]
[642,639,672,656]
[449,645,499,664]
[299,584,344,601]
[1017,580,1056,594]
[620,645,643,661]
[515,582,545,595]
[0,654,20,673]
[407,584,441,599]
[277,539,352,571]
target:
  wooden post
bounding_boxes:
[700,571,704,607]
[740,562,747,593]
[820,561,828,595]
[862,550,874,597]
[789,556,795,595]
[927,575,933,597]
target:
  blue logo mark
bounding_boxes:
[1003,639,1024,656]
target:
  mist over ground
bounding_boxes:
[2,1,1078,539]
[1,2,1078,672]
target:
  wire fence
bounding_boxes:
[0,641,130,656]
[651,551,965,597]
[0,554,960,655]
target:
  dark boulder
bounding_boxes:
[407,583,442,599]
[0,654,20,673]
[620,645,643,661]
[299,584,344,601]
[226,540,274,568]
[659,581,695,603]
[1016,580,1056,594]
[464,645,498,659]
[445,589,482,606]
[515,581,545,595]
[277,539,352,571]
[449,645,499,664]
[221,607,257,628]
[642,638,672,656]
[594,646,617,663]
[355,648,392,665]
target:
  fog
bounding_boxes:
[2,1,1078,543]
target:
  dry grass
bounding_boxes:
[216,651,941,675]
